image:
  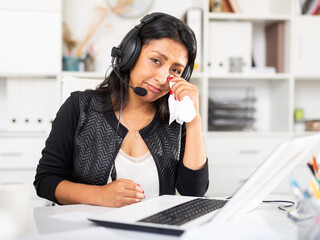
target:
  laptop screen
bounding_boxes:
[212,134,320,222]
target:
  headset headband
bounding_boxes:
[111,12,193,81]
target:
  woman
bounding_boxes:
[34,12,208,207]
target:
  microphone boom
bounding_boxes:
[111,61,147,97]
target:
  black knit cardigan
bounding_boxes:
[34,91,209,203]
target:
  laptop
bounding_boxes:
[89,134,320,236]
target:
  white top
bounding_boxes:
[108,149,160,200]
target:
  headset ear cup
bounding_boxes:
[115,27,141,71]
[120,37,141,71]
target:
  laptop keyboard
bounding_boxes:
[137,198,227,226]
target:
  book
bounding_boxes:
[228,0,241,13]
[222,0,233,13]
[302,0,319,14]
[312,0,320,15]
[266,22,285,73]
[210,0,223,12]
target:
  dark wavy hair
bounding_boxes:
[94,13,197,122]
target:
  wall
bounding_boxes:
[62,0,202,73]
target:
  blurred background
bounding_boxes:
[1,0,320,207]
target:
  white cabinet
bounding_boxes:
[0,2,61,202]
[0,137,45,169]
[198,0,320,196]
[205,136,286,196]
[208,165,256,197]
[0,134,47,205]
[0,170,37,186]
[0,1,62,74]
[205,137,284,165]
[200,1,293,133]
[293,16,320,126]
[200,0,320,135]
[293,17,320,75]
[4,77,58,132]
[0,0,58,206]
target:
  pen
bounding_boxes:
[290,178,308,201]
[312,155,320,179]
[309,179,320,199]
[307,162,320,186]
[307,162,316,176]
[315,216,320,227]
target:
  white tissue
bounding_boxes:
[168,82,197,125]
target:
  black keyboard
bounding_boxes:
[137,198,227,226]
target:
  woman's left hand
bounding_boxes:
[169,76,200,116]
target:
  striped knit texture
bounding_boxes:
[72,92,182,194]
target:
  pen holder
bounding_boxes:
[296,198,320,240]
[63,55,79,71]
[298,216,320,240]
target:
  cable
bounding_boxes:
[225,196,295,212]
[104,65,112,80]
[110,81,123,181]
[262,200,295,211]
[109,63,124,181]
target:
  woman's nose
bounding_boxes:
[156,68,170,84]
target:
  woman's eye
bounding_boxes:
[172,68,181,75]
[152,58,161,64]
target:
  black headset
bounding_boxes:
[111,12,193,82]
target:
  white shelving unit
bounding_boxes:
[0,0,62,206]
[198,0,320,196]
[1,0,320,199]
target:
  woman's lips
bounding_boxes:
[147,83,161,93]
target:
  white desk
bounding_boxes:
[21,197,300,240]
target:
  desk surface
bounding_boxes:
[21,196,300,240]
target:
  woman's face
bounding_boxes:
[129,38,188,102]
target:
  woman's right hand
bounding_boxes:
[95,178,145,207]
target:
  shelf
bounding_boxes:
[59,71,105,79]
[59,71,205,80]
[295,75,320,81]
[293,131,320,137]
[208,73,290,80]
[294,15,320,19]
[0,72,106,79]
[0,132,49,138]
[0,72,57,78]
[204,131,290,139]
[205,131,320,139]
[207,12,291,23]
